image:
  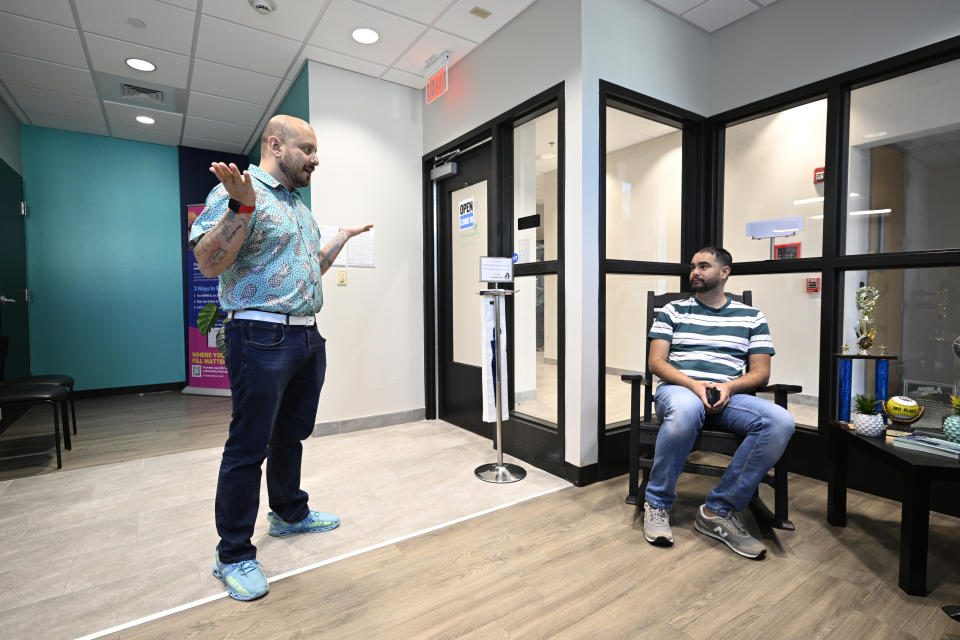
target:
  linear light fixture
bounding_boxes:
[136,115,155,125]
[810,208,891,220]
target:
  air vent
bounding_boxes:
[121,83,164,104]
[469,6,491,19]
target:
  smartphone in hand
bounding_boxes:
[707,387,720,406]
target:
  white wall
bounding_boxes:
[307,61,424,423]
[709,0,960,115]
[0,98,21,174]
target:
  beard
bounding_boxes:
[279,154,312,188]
[690,274,722,292]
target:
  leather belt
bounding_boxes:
[228,310,316,326]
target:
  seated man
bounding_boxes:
[642,246,794,560]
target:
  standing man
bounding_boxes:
[642,247,794,560]
[189,115,372,601]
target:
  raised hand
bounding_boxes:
[209,162,256,207]
[339,224,374,239]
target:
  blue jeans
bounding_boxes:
[215,319,326,563]
[645,384,794,516]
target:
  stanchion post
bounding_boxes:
[475,288,526,484]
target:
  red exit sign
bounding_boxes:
[425,65,447,105]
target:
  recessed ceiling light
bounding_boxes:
[352,28,379,44]
[127,17,146,28]
[136,115,155,125]
[864,131,887,139]
[126,58,156,72]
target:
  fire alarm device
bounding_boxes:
[813,166,825,184]
[806,277,821,293]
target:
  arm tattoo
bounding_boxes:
[317,232,348,270]
[208,247,228,266]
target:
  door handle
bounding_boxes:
[0,296,15,305]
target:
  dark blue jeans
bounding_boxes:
[215,319,326,563]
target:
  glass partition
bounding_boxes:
[512,274,558,426]
[847,58,960,255]
[513,109,558,264]
[605,106,682,263]
[723,99,827,262]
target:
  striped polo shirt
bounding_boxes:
[648,295,775,382]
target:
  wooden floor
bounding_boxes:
[0,391,231,481]
[3,392,959,639]
[120,473,960,640]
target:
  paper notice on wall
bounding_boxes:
[480,296,509,423]
[347,228,375,268]
[318,225,348,266]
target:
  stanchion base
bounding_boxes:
[475,463,526,483]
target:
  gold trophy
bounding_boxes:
[854,285,881,355]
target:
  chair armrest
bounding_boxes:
[757,384,802,410]
[758,384,802,394]
[620,374,649,385]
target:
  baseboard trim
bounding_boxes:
[563,461,599,487]
[312,408,426,437]
[73,382,185,399]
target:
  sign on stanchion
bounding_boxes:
[475,257,526,484]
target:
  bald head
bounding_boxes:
[258,114,318,190]
[260,114,310,156]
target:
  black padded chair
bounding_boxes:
[621,290,801,531]
[0,336,74,449]
[0,382,68,468]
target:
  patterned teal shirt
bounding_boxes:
[648,295,775,383]
[188,165,324,315]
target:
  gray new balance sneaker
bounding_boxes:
[643,501,674,546]
[694,505,766,559]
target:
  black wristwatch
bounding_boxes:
[228,198,255,214]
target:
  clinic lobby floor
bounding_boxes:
[1,392,959,639]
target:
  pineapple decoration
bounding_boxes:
[944,395,960,443]
[852,393,885,437]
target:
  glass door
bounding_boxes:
[0,158,28,381]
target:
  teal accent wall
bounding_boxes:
[21,126,183,390]
[249,63,311,206]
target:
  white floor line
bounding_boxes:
[74,483,571,640]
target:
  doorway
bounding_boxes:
[426,87,566,477]
[0,158,28,381]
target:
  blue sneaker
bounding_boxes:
[213,550,269,601]
[267,510,340,537]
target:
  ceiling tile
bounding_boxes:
[0,84,27,122]
[270,80,294,109]
[0,13,86,67]
[7,84,103,120]
[103,100,184,133]
[190,59,281,105]
[184,115,252,145]
[302,46,388,79]
[29,111,108,137]
[433,0,536,43]
[310,0,427,67]
[391,28,474,75]
[188,91,267,127]
[752,0,779,6]
[202,0,331,41]
[0,53,97,98]
[683,0,757,32]
[110,124,181,146]
[382,68,425,89]
[196,15,301,78]
[182,135,246,155]
[156,0,198,10]
[646,0,706,15]
[0,2,77,27]
[85,34,190,89]
[357,0,451,24]
[75,0,196,55]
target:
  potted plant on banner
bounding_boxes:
[944,395,960,443]
[852,393,884,437]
